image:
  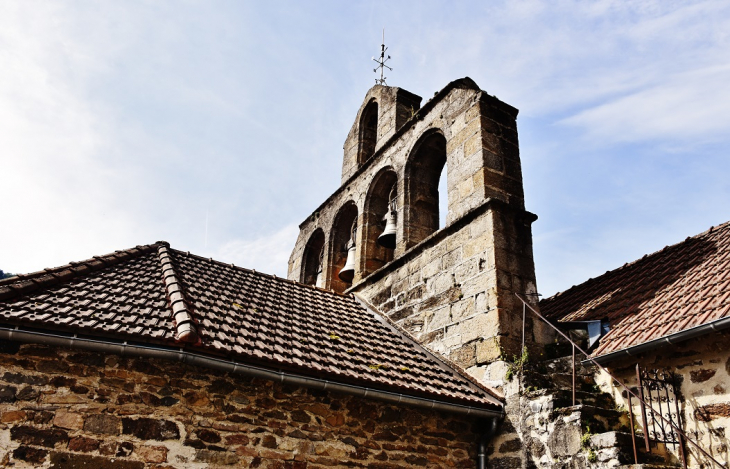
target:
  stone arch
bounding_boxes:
[361,167,398,277]
[404,129,447,249]
[357,99,378,166]
[300,229,325,287]
[328,201,359,293]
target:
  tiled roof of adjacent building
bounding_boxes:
[0,242,501,411]
[540,221,730,360]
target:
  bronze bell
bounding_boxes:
[338,222,357,283]
[377,205,397,249]
[377,186,397,249]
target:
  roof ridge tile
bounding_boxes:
[0,240,502,411]
[167,247,351,299]
[544,219,730,304]
[0,243,160,302]
[542,219,730,361]
[157,244,199,344]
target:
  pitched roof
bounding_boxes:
[0,242,501,412]
[540,221,730,360]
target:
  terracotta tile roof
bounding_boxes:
[540,221,730,360]
[0,242,500,411]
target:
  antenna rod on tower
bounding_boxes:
[372,28,392,86]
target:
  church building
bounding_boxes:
[0,76,729,469]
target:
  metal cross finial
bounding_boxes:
[372,28,392,85]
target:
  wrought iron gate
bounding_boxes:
[634,365,687,468]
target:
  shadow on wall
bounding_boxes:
[685,395,730,467]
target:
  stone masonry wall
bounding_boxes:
[340,86,422,184]
[353,204,549,384]
[289,80,529,289]
[0,341,481,468]
[286,79,549,469]
[289,78,551,374]
[289,84,485,287]
[595,331,730,468]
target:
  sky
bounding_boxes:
[1,1,729,296]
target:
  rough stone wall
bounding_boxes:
[596,331,730,468]
[287,80,551,469]
[353,204,547,378]
[289,79,549,361]
[514,393,587,468]
[290,84,486,287]
[290,81,527,287]
[0,341,481,468]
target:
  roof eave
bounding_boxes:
[0,325,504,419]
[588,314,730,365]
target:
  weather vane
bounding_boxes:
[372,29,392,85]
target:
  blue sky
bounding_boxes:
[2,1,729,296]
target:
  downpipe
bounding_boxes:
[477,417,499,469]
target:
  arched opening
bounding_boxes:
[404,131,447,249]
[357,100,378,166]
[328,202,359,293]
[301,229,325,287]
[438,163,449,229]
[362,168,398,277]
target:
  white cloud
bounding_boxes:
[559,65,730,144]
[2,0,729,291]
[0,3,142,273]
[215,224,300,278]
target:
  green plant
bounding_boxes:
[580,426,593,448]
[581,425,598,463]
[505,346,529,382]
[495,337,507,361]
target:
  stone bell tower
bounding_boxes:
[288,77,549,384]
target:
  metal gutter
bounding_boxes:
[589,315,730,365]
[0,327,503,419]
